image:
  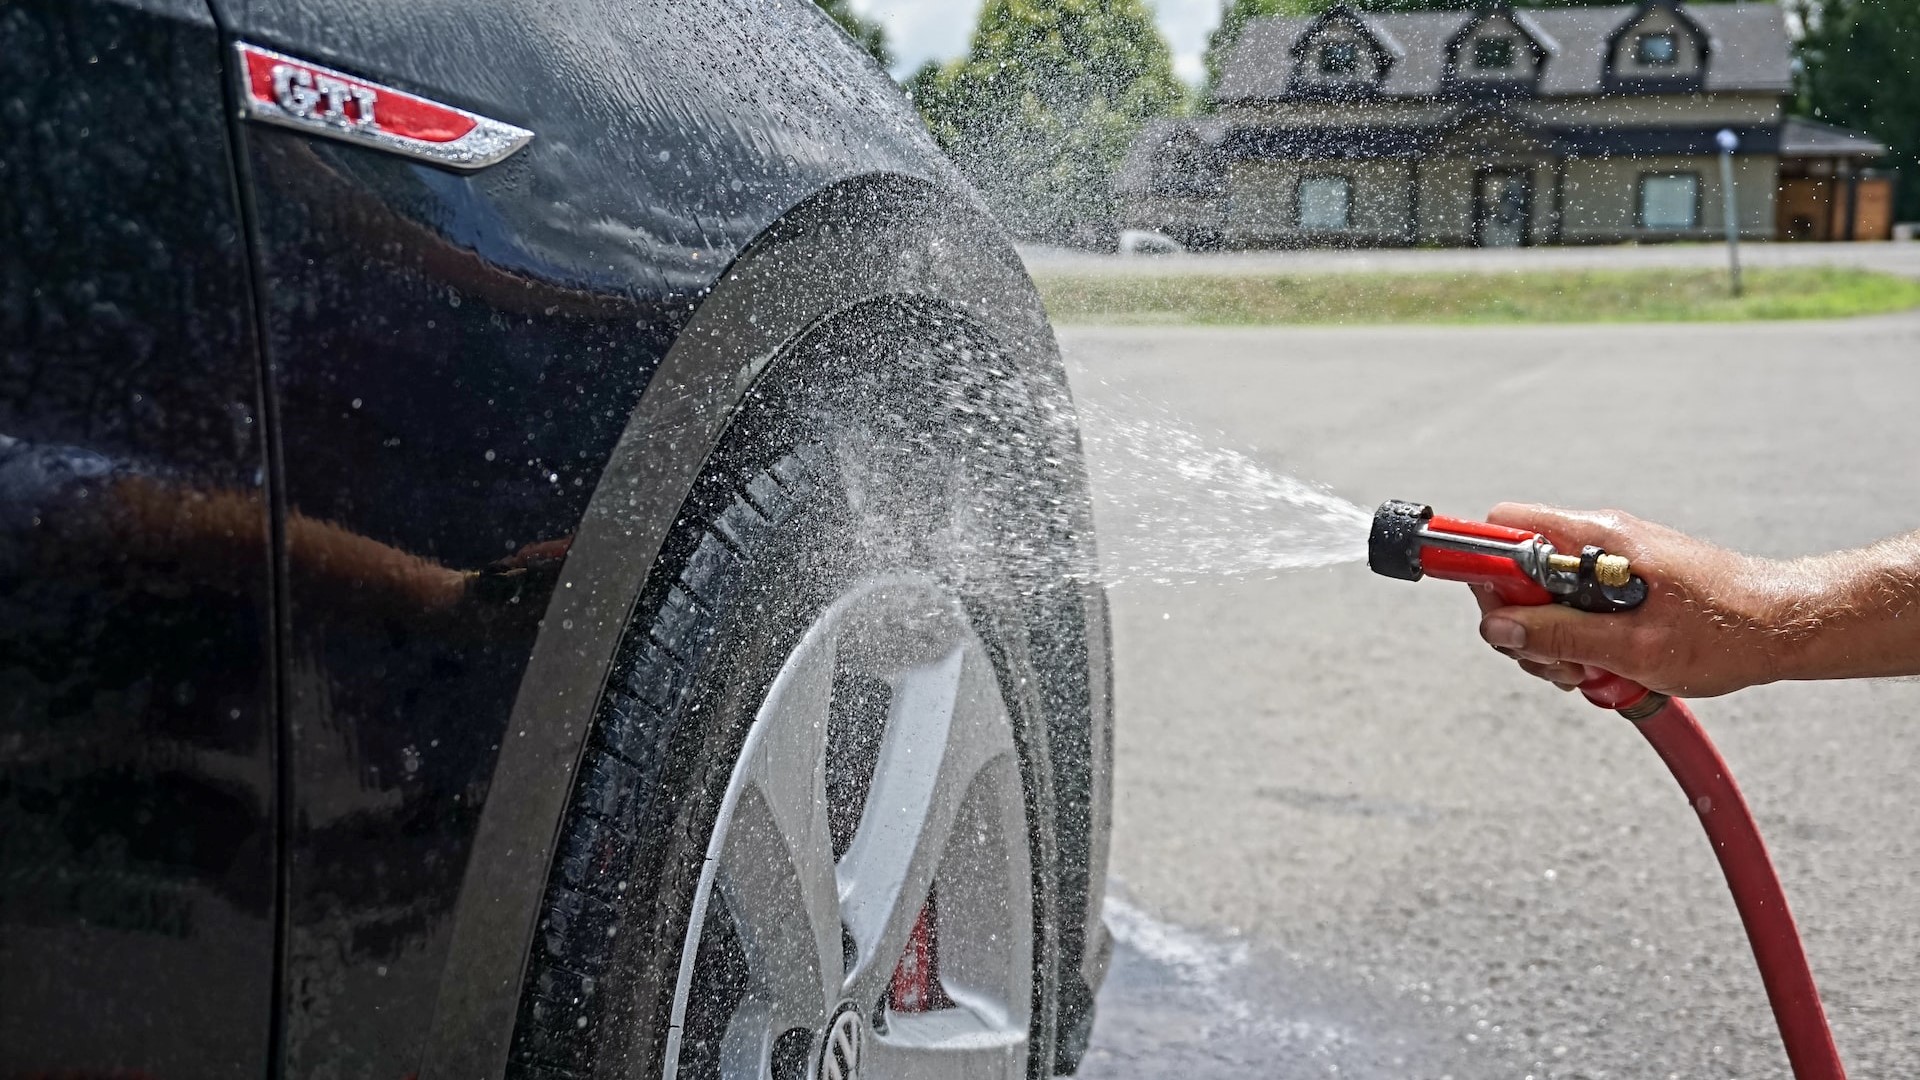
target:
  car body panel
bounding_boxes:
[208,0,1002,1074]
[0,0,278,1075]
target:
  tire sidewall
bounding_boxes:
[521,298,1083,1079]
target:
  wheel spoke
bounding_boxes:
[715,626,842,1028]
[913,762,1032,1013]
[836,642,1015,1007]
[716,997,776,1080]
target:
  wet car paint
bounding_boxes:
[0,0,277,1074]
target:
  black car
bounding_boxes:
[0,1,1112,1077]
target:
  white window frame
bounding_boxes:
[1638,172,1700,230]
[1297,175,1353,232]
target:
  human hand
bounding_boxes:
[1472,504,1799,698]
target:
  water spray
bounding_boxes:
[1369,500,1847,1080]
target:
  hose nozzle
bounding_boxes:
[1369,499,1655,712]
[1369,500,1647,614]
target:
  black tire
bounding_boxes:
[504,298,1100,1080]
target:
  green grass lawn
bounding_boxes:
[1032,267,1920,326]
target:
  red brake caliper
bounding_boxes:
[887,891,953,1012]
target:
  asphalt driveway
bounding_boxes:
[1063,312,1920,1079]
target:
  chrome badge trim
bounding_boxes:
[233,43,533,171]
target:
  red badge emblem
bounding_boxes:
[234,43,533,171]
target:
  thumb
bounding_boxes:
[1479,603,1641,672]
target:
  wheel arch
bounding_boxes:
[419,172,1112,1078]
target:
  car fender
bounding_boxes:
[421,171,1110,1077]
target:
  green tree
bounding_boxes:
[912,0,1185,245]
[1793,0,1920,220]
[814,0,891,68]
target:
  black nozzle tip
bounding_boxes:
[1369,500,1433,582]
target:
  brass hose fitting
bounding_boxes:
[1595,554,1633,588]
[1548,551,1634,588]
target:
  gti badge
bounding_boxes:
[234,43,533,171]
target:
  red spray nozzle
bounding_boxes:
[1369,500,1653,712]
[1369,499,1645,612]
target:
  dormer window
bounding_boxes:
[1286,6,1395,94]
[1319,40,1360,75]
[1473,37,1515,71]
[1442,9,1545,90]
[1635,31,1677,65]
[1602,3,1707,89]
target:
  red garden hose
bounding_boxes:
[1631,697,1845,1080]
[1369,501,1847,1079]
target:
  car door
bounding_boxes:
[0,0,278,1074]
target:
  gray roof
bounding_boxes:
[1114,116,1229,196]
[1778,115,1888,158]
[1216,3,1792,102]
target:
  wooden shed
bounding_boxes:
[1775,117,1893,241]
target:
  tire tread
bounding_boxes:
[507,454,810,1078]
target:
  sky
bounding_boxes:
[847,0,1222,86]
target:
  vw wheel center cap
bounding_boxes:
[819,1008,865,1080]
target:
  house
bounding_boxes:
[1117,0,1894,248]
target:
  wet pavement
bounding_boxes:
[1080,892,1505,1079]
[1063,313,1920,1078]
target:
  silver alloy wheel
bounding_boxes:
[662,573,1034,1080]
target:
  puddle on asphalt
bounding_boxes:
[1079,886,1515,1079]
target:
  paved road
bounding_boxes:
[1025,240,1920,280]
[1059,313,1920,1079]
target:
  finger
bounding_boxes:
[1517,658,1585,689]
[1471,583,1504,616]
[1480,602,1643,673]
[1485,502,1629,553]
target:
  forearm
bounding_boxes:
[1775,532,1920,682]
